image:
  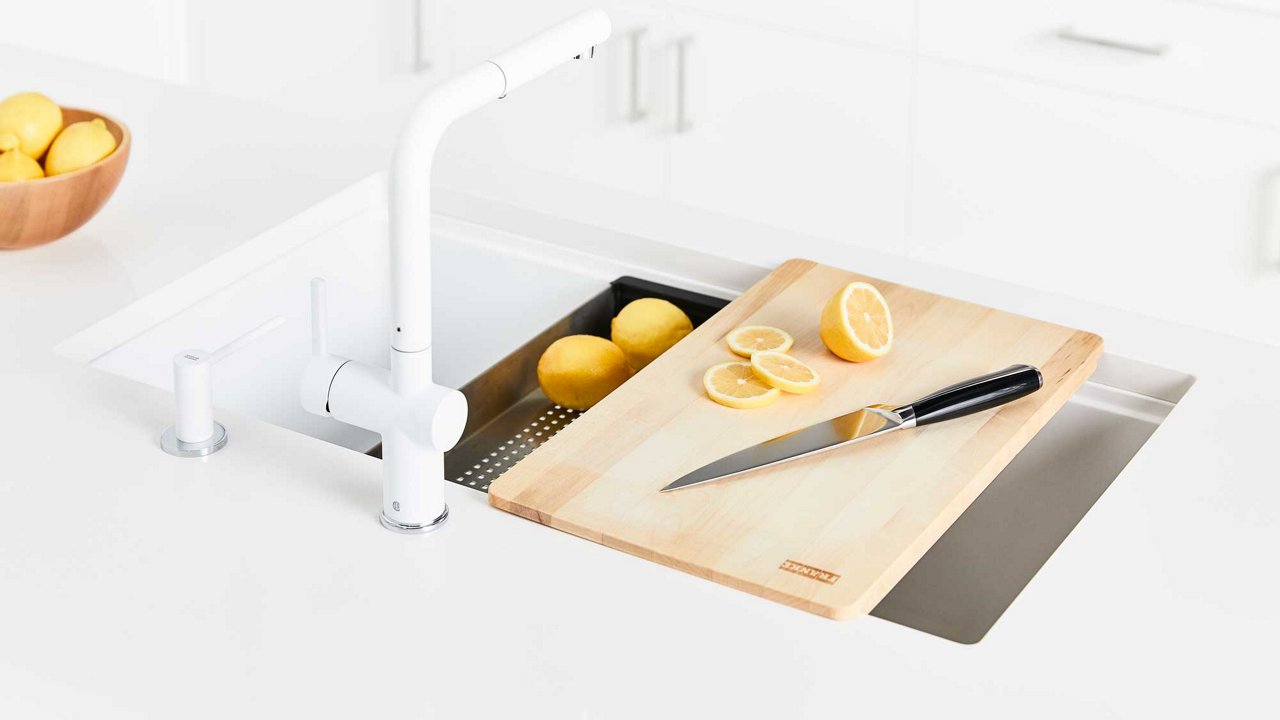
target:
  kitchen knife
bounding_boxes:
[661,364,1043,493]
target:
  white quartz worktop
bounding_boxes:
[2,48,1277,719]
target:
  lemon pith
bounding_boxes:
[726,325,794,357]
[820,282,893,362]
[750,351,820,394]
[703,361,781,409]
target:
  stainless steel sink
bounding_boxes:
[413,277,1191,643]
[870,366,1184,642]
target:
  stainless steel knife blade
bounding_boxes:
[659,364,1044,493]
[660,404,914,493]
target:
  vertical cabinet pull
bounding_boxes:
[627,28,648,122]
[413,0,431,72]
[1056,26,1169,57]
[1264,169,1280,273]
[673,36,694,134]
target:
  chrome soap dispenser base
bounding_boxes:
[160,422,228,458]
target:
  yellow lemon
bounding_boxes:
[0,148,44,182]
[610,298,693,370]
[750,350,820,394]
[703,361,781,409]
[0,92,62,159]
[45,118,116,176]
[726,325,793,357]
[537,335,632,410]
[820,281,893,362]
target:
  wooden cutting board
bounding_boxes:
[489,259,1103,619]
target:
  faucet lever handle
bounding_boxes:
[310,277,329,357]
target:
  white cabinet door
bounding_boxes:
[665,12,912,254]
[674,0,914,51]
[910,61,1280,345]
[432,0,669,202]
[0,0,186,81]
[184,0,419,103]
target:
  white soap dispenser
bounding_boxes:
[161,316,284,457]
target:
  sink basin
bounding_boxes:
[59,183,1193,642]
[412,278,1191,642]
[870,359,1186,642]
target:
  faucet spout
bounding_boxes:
[389,9,612,361]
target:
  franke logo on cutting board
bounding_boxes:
[779,559,840,585]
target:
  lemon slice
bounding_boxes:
[820,282,893,362]
[750,351,820,394]
[726,325,794,357]
[703,361,781,409]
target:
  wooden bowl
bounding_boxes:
[0,108,131,250]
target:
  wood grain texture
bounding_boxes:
[0,108,131,250]
[489,259,1103,619]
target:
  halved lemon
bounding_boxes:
[750,351,820,394]
[726,325,793,357]
[703,361,781,409]
[820,282,893,362]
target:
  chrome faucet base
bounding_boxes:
[379,504,450,534]
[160,422,228,458]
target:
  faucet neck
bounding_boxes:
[388,62,506,357]
[387,9,610,364]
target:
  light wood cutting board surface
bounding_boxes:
[489,259,1103,619]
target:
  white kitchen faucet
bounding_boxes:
[300,10,612,534]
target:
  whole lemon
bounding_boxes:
[0,92,62,159]
[0,148,44,182]
[537,335,632,410]
[610,298,692,370]
[45,118,116,176]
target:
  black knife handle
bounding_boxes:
[902,365,1043,427]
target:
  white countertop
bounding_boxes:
[3,48,1278,719]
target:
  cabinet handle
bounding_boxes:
[413,0,431,72]
[628,28,648,122]
[673,36,694,134]
[1056,27,1168,57]
[1264,169,1280,273]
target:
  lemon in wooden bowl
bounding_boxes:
[0,107,130,250]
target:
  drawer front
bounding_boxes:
[919,0,1280,128]
[667,12,912,253]
[910,61,1280,344]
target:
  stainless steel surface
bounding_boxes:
[871,381,1174,643]
[379,504,449,534]
[1056,27,1168,57]
[160,422,228,458]
[661,405,914,493]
